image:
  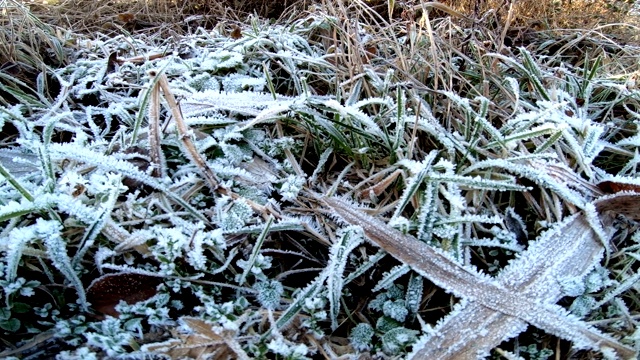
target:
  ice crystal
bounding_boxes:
[53,315,89,346]
[56,347,98,360]
[278,174,305,202]
[182,90,298,119]
[186,228,226,271]
[405,274,423,316]
[325,196,636,358]
[389,216,412,234]
[350,323,375,352]
[85,317,133,357]
[199,49,244,72]
[373,265,410,292]
[254,280,284,310]
[559,276,588,297]
[222,74,266,92]
[151,227,189,262]
[369,284,405,312]
[57,171,88,197]
[584,266,612,293]
[327,226,363,330]
[376,316,401,333]
[383,300,409,322]
[236,254,272,281]
[267,336,309,359]
[37,219,88,311]
[301,297,327,337]
[186,72,219,92]
[382,327,418,355]
[215,197,254,230]
[0,277,38,300]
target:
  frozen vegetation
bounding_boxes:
[1,1,640,359]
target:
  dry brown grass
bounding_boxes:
[21,0,314,36]
[2,0,637,128]
[436,0,636,27]
[13,0,639,38]
[1,0,634,83]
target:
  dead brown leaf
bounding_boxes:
[322,196,636,359]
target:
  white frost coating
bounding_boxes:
[326,226,364,330]
[324,196,636,359]
[182,90,299,118]
[319,98,385,138]
[373,264,411,292]
[278,174,305,202]
[463,159,587,206]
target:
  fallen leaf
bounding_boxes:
[597,180,640,194]
[322,196,636,359]
[117,13,135,23]
[87,273,162,317]
[143,317,250,360]
[230,25,242,39]
[595,192,640,221]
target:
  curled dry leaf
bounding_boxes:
[117,13,135,23]
[595,192,640,221]
[597,180,640,194]
[230,25,242,39]
[143,317,250,360]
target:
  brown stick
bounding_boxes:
[150,70,220,191]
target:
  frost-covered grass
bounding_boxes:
[1,0,640,359]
